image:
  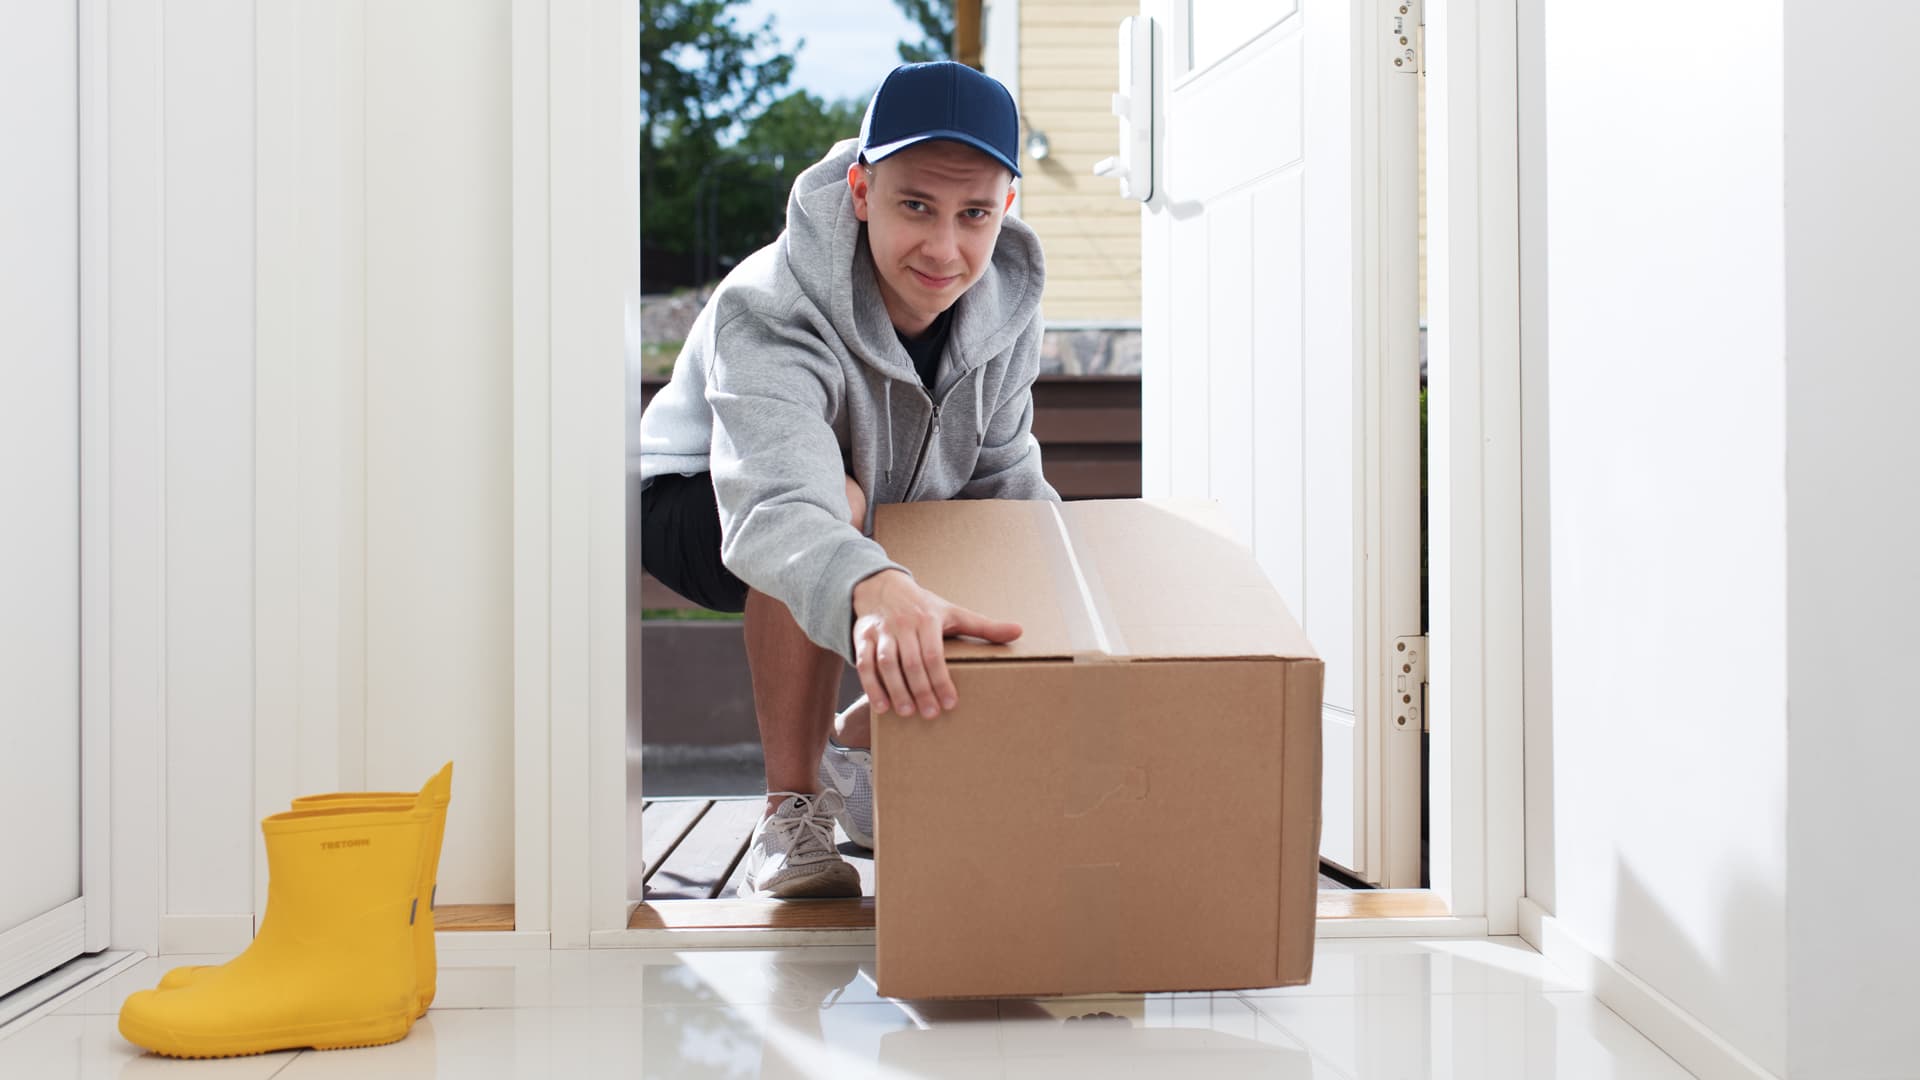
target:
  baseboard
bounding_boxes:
[157,914,255,955]
[1516,898,1781,1080]
[436,930,552,951]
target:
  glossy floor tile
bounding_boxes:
[0,937,1694,1078]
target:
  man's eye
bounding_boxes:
[963,208,989,221]
[902,200,928,213]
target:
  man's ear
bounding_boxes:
[848,162,872,222]
[1004,185,1016,213]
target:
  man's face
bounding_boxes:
[848,140,1017,336]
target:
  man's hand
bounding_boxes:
[850,569,1021,719]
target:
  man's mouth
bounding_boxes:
[909,267,959,290]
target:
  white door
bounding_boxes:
[1136,0,1424,885]
[0,0,89,995]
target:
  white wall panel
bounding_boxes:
[364,0,515,905]
[85,0,525,948]
[161,0,257,918]
[1533,1,1788,1074]
[1784,1,1920,1072]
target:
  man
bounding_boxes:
[638,61,1059,899]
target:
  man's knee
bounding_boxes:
[844,474,868,529]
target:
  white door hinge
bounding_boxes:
[1391,1,1420,75]
[1392,635,1428,733]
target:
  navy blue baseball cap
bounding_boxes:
[858,62,1022,178]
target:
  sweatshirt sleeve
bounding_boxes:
[959,312,1061,503]
[706,306,911,665]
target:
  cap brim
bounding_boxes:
[862,131,1022,179]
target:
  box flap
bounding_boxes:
[1056,499,1319,662]
[871,500,1094,661]
[873,498,1318,663]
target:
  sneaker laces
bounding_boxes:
[763,790,843,859]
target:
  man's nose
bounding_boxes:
[922,218,960,265]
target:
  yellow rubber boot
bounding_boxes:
[118,799,432,1058]
[155,763,453,1018]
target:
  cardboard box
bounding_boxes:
[870,498,1324,1000]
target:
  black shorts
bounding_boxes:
[639,472,750,613]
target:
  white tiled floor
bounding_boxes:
[0,937,1695,1078]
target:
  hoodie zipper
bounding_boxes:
[901,363,978,501]
[901,397,940,502]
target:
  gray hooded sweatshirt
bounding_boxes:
[637,138,1059,664]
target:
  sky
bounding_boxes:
[732,0,925,106]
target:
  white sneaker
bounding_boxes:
[816,740,876,850]
[736,790,861,899]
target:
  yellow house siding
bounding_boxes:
[1017,0,1141,323]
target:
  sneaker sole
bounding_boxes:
[735,860,862,900]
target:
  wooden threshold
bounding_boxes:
[630,897,877,931]
[437,891,1447,935]
[439,887,1443,930]
[625,889,1449,931]
[442,791,1448,933]
[435,903,515,932]
[1316,889,1450,920]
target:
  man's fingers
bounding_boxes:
[945,606,1024,644]
[897,624,941,718]
[925,635,959,712]
[856,663,889,718]
[875,633,915,719]
[853,629,891,714]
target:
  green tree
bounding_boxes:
[678,92,866,284]
[737,91,867,170]
[891,0,954,64]
[641,0,795,287]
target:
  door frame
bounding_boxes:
[77,0,190,959]
[76,0,112,957]
[526,0,1525,942]
[1420,0,1525,936]
[0,0,104,994]
[6,0,127,974]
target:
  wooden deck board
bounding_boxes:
[646,798,764,899]
[640,798,711,878]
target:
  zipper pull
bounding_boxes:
[931,405,941,436]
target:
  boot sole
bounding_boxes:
[156,966,434,1020]
[119,1010,413,1059]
